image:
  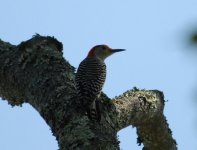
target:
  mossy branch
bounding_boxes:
[0,35,177,150]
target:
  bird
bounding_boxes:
[75,44,125,121]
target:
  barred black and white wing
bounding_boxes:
[75,58,106,121]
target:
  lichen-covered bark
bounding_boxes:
[113,89,177,150]
[0,35,177,150]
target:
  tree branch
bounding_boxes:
[112,89,177,150]
[0,35,177,150]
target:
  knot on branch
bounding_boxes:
[18,34,63,52]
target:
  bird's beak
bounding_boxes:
[111,49,125,53]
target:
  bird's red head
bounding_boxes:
[87,45,125,61]
[87,45,111,57]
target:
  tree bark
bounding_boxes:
[0,35,177,150]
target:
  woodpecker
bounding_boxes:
[75,45,125,121]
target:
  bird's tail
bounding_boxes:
[87,99,101,122]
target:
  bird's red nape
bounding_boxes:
[87,48,96,58]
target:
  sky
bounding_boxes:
[0,0,197,150]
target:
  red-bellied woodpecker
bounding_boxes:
[75,45,125,121]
